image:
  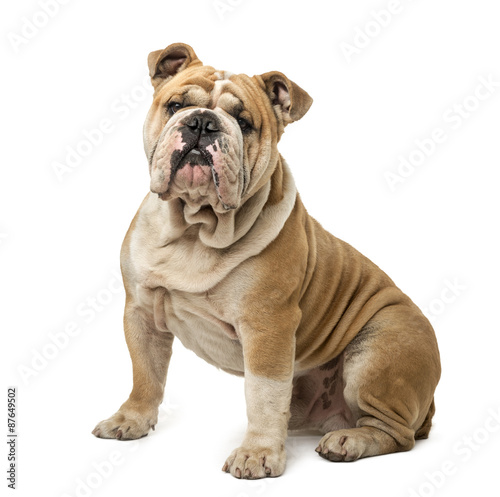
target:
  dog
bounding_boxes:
[92,43,441,479]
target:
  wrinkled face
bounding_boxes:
[144,67,280,212]
[143,44,312,213]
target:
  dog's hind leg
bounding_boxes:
[316,305,440,462]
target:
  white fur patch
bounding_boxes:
[214,70,234,81]
[128,160,297,293]
[210,77,237,106]
[243,372,292,445]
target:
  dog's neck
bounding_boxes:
[163,156,296,250]
[127,156,298,293]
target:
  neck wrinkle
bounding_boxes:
[139,159,297,293]
[180,181,271,249]
[166,156,288,250]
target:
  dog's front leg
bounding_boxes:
[223,309,299,479]
[92,297,174,440]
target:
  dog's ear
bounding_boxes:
[258,71,313,124]
[148,43,202,90]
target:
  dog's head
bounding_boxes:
[144,43,313,213]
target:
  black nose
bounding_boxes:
[185,113,220,134]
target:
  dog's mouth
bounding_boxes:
[150,111,244,211]
[159,141,224,206]
[177,146,212,169]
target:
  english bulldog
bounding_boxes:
[93,43,441,479]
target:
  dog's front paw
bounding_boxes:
[222,445,286,479]
[92,406,157,441]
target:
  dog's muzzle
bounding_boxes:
[150,109,244,210]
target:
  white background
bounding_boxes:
[2,1,499,496]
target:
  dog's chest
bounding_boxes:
[125,208,247,374]
[136,279,245,375]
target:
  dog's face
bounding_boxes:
[143,43,313,212]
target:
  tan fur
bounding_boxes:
[93,43,441,479]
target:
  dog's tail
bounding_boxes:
[415,397,436,440]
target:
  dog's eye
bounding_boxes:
[237,117,251,131]
[167,102,183,116]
